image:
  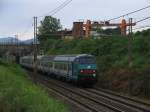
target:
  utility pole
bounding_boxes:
[128,18,133,67]
[128,18,133,94]
[15,34,19,63]
[15,34,19,49]
[33,16,38,74]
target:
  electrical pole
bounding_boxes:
[33,16,38,74]
[15,34,19,63]
[128,18,133,94]
[128,18,133,67]
[15,34,18,49]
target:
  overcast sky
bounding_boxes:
[0,0,150,40]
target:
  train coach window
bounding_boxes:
[54,63,68,70]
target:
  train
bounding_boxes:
[20,54,97,86]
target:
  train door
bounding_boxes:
[72,61,78,81]
[67,62,72,82]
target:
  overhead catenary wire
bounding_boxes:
[135,16,150,24]
[124,17,150,33]
[38,0,73,18]
[51,0,73,16]
[130,16,150,31]
[133,25,150,31]
[107,5,150,21]
[20,0,73,38]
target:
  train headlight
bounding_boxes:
[93,70,96,73]
[93,74,96,77]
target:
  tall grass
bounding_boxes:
[0,61,69,112]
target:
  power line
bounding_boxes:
[38,0,73,18]
[124,17,150,33]
[51,0,73,16]
[107,5,150,21]
[19,0,73,38]
[133,25,150,31]
[136,16,150,23]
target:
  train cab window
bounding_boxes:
[75,57,95,64]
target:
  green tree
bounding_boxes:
[38,16,62,43]
[134,29,150,37]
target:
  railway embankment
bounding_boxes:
[0,60,69,112]
[41,34,150,100]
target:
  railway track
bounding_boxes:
[28,72,150,112]
[30,73,118,112]
[88,88,150,112]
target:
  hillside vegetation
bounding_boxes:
[0,61,68,112]
[42,32,150,99]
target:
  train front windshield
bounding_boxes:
[75,57,96,64]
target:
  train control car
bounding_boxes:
[20,54,97,86]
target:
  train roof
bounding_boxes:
[40,55,56,61]
[21,55,43,60]
[21,54,94,62]
[54,54,94,62]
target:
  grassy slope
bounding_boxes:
[42,34,150,98]
[0,61,68,112]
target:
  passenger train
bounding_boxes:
[20,54,97,86]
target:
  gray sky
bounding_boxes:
[0,0,150,40]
